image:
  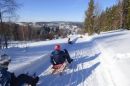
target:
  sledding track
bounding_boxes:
[8,35,115,86]
[8,31,130,86]
[37,32,125,86]
[37,37,101,86]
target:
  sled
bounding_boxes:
[52,62,68,75]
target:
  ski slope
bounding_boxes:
[2,30,130,86]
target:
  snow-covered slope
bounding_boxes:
[2,30,130,86]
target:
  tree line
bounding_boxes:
[0,22,64,49]
[84,0,130,35]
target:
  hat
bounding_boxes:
[0,54,11,68]
[54,44,61,50]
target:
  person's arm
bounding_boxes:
[50,54,56,65]
[63,49,69,55]
[50,55,54,64]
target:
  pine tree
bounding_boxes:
[123,0,130,29]
[118,0,123,28]
[84,0,95,35]
[127,0,130,29]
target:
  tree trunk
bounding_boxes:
[0,12,3,49]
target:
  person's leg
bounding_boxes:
[64,49,73,63]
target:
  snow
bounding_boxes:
[1,30,130,86]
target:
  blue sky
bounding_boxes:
[17,0,117,22]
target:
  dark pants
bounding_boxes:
[64,49,73,63]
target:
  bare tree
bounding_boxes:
[0,0,19,49]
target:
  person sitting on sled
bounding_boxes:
[0,54,39,86]
[50,44,73,68]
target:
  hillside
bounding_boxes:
[3,30,130,86]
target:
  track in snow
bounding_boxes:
[38,40,101,86]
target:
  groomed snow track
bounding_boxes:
[7,30,130,86]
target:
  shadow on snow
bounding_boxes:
[39,62,100,86]
[72,53,101,70]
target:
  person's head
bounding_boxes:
[54,44,61,51]
[0,54,11,69]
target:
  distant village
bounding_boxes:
[15,22,83,40]
[0,21,83,49]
